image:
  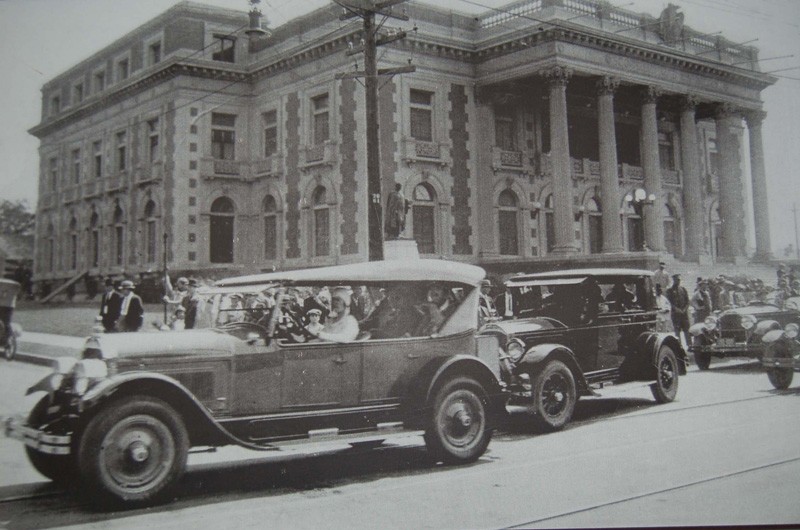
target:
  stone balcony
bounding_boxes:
[401,138,449,167]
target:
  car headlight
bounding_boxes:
[741,315,757,330]
[506,338,525,363]
[72,359,109,396]
[704,316,718,330]
[785,323,799,339]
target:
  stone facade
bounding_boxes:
[30,0,775,287]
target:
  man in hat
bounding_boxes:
[116,280,144,332]
[181,278,201,329]
[306,287,359,342]
[666,273,690,346]
[692,279,713,324]
[98,278,121,333]
[163,274,189,310]
[479,279,498,322]
[653,261,671,292]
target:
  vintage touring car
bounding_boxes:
[5,260,505,507]
[480,269,687,431]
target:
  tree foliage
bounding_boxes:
[0,199,36,237]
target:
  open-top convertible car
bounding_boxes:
[480,269,687,431]
[5,260,504,507]
[689,296,800,370]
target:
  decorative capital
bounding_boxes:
[640,85,662,104]
[743,109,767,127]
[596,76,620,96]
[679,94,699,112]
[541,66,573,87]
[714,102,740,120]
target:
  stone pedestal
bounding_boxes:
[383,238,420,260]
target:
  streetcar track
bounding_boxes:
[502,456,800,529]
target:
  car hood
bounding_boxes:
[722,303,788,317]
[86,330,238,359]
[481,318,559,336]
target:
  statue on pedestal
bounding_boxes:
[385,183,410,240]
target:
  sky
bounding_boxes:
[0,0,798,255]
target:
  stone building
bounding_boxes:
[30,0,775,288]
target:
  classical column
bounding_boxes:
[640,86,664,252]
[744,110,772,260]
[715,103,747,260]
[596,76,624,253]
[679,96,705,261]
[542,66,578,254]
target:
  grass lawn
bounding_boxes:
[14,298,169,337]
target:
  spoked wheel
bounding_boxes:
[425,377,492,464]
[78,395,189,507]
[766,343,795,390]
[651,345,679,403]
[530,360,576,432]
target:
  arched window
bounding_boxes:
[90,210,100,268]
[623,199,644,251]
[263,195,278,260]
[544,194,555,254]
[587,198,602,254]
[144,200,158,264]
[68,215,78,270]
[663,203,679,257]
[210,197,235,263]
[113,203,125,266]
[312,186,329,257]
[498,189,519,255]
[413,183,436,254]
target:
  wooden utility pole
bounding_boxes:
[335,1,414,261]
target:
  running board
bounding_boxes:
[260,422,422,448]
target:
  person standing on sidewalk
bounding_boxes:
[115,280,144,332]
[666,273,690,347]
[99,278,121,333]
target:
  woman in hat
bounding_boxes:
[306,287,359,342]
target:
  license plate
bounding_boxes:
[716,337,735,347]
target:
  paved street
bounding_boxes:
[0,351,798,529]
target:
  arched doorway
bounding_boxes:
[663,202,680,257]
[587,198,602,254]
[210,197,235,263]
[543,194,555,254]
[412,183,436,254]
[498,189,519,256]
[312,186,330,257]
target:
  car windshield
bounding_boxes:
[199,280,476,343]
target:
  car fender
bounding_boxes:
[762,329,786,345]
[636,332,687,375]
[405,355,504,428]
[79,372,273,451]
[517,343,591,396]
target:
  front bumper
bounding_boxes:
[4,415,71,455]
[691,339,763,357]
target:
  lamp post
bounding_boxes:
[625,188,655,251]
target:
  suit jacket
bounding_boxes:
[100,290,121,331]
[117,293,144,332]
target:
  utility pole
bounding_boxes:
[794,203,800,260]
[335,1,415,261]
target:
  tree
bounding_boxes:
[0,200,35,237]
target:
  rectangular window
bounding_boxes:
[73,83,83,104]
[117,58,129,82]
[495,105,517,151]
[50,95,61,116]
[116,131,127,172]
[263,110,278,157]
[212,35,236,62]
[211,113,236,160]
[149,42,161,65]
[311,94,329,145]
[71,149,81,184]
[658,132,675,171]
[94,70,105,92]
[410,89,433,142]
[93,140,103,179]
[147,118,160,163]
[115,225,124,266]
[48,157,58,190]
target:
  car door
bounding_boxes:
[280,340,360,409]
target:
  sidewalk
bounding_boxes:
[15,331,83,366]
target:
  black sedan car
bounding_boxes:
[481,269,688,432]
[689,296,800,370]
